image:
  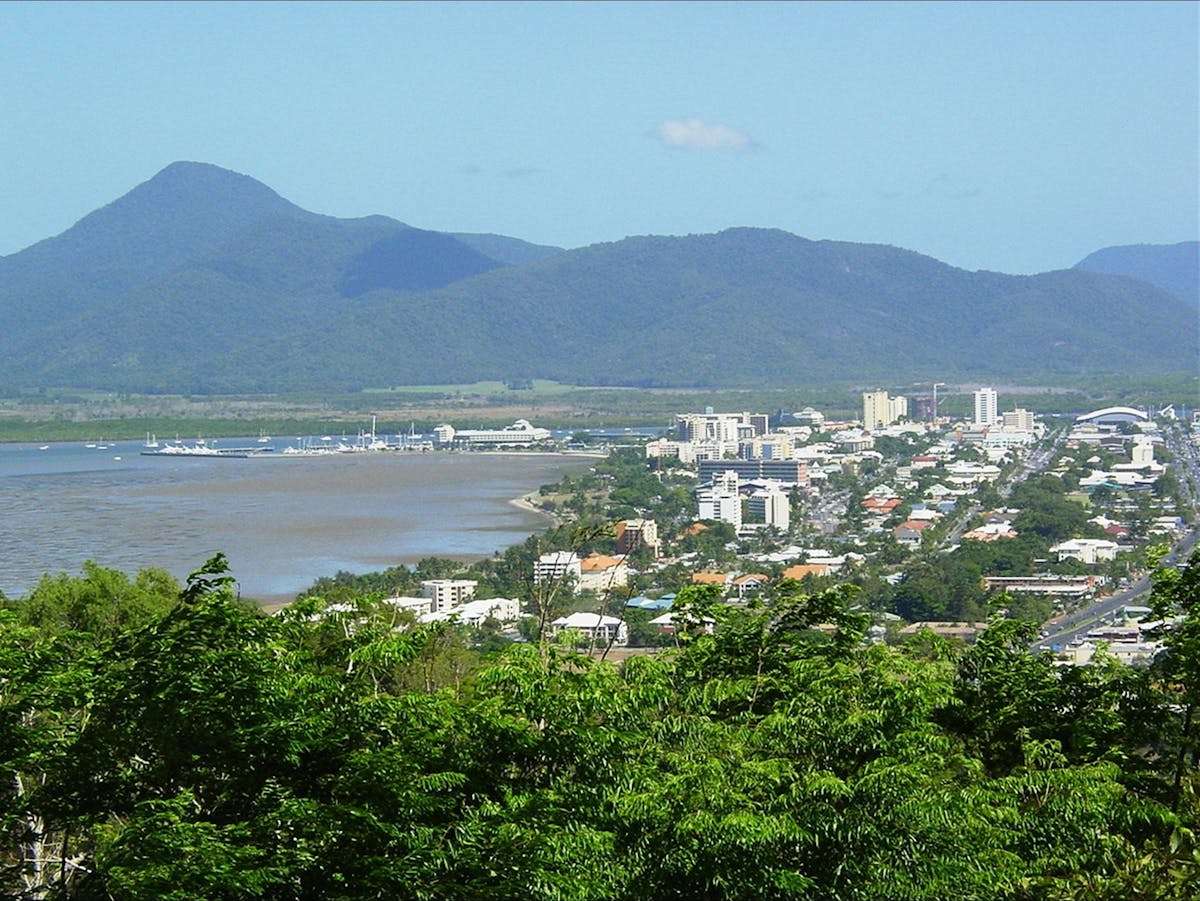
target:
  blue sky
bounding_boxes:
[2,1,1196,273]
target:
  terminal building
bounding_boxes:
[433,419,552,448]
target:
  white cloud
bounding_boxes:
[654,118,755,152]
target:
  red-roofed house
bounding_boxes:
[894,519,932,547]
[781,563,832,581]
[690,571,731,588]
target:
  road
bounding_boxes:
[1036,524,1196,651]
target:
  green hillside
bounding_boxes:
[0,163,1194,394]
[1075,241,1199,307]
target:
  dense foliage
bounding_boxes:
[0,552,1197,900]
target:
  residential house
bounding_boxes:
[894,519,933,548]
[691,571,732,589]
[731,573,769,598]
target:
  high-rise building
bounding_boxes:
[974,387,999,428]
[696,470,742,528]
[862,391,908,430]
[615,519,660,557]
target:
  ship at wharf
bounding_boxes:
[141,441,275,459]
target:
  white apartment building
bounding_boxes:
[1002,408,1035,431]
[746,482,790,531]
[534,551,582,586]
[550,612,629,647]
[674,411,769,442]
[1050,538,1121,565]
[862,391,908,430]
[578,553,630,592]
[421,596,521,627]
[420,579,478,612]
[974,388,999,428]
[696,470,742,528]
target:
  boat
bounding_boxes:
[142,441,272,459]
[144,433,159,449]
[38,445,49,451]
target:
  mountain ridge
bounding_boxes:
[1074,241,1198,308]
[0,162,1193,393]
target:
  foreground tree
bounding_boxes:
[0,555,1196,898]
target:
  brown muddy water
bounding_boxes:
[0,440,594,604]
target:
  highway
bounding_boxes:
[1034,416,1199,652]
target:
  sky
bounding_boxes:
[1,1,1196,274]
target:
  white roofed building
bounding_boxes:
[550,612,629,646]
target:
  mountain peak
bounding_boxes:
[11,161,306,276]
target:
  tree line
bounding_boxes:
[0,550,1196,899]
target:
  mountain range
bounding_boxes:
[1,161,1194,394]
[1073,241,1198,309]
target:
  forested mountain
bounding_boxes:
[1,163,1194,393]
[1074,241,1199,308]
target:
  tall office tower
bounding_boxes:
[974,387,999,427]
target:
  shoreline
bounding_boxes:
[3,443,601,609]
[509,491,565,528]
[253,494,566,611]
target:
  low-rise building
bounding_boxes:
[984,575,1097,598]
[781,563,832,581]
[1050,538,1121,565]
[894,519,933,547]
[731,573,769,597]
[422,597,521,627]
[578,553,630,592]
[963,522,1018,541]
[550,612,628,646]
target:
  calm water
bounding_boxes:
[0,440,595,603]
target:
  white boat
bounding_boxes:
[144,433,159,449]
[38,445,49,451]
